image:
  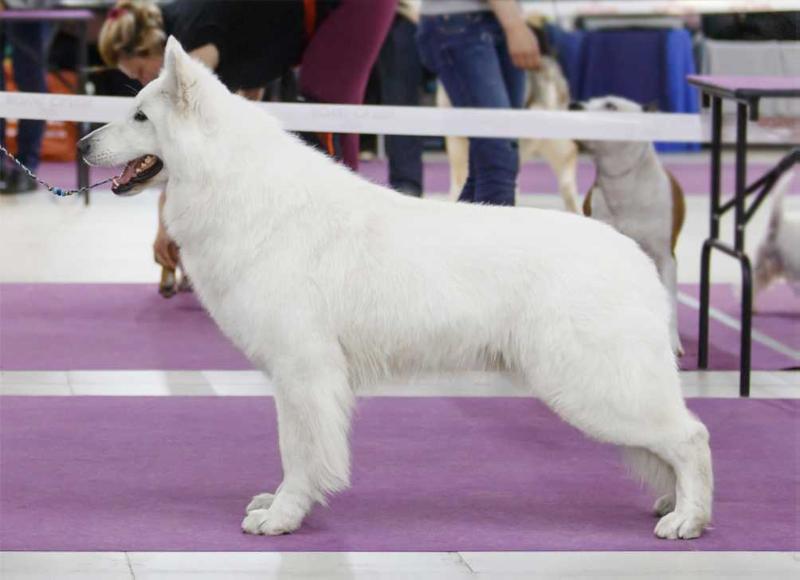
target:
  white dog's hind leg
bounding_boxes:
[520,330,712,539]
[622,446,676,516]
[242,350,354,536]
[650,417,713,539]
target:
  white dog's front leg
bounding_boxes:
[242,357,354,536]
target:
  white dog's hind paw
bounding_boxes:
[242,508,301,536]
[245,492,275,514]
[654,511,706,540]
[653,494,676,517]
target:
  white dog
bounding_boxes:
[439,56,581,213]
[571,96,686,357]
[79,38,712,540]
[754,170,800,300]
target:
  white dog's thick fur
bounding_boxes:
[577,96,686,357]
[81,38,713,539]
[754,171,800,300]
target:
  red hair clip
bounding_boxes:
[108,7,128,20]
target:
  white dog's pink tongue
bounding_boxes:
[118,158,141,185]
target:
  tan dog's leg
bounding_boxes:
[658,254,684,357]
[538,139,581,214]
[437,84,469,200]
[159,266,177,298]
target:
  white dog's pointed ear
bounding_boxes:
[163,36,196,111]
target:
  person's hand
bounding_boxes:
[504,21,541,70]
[153,224,180,270]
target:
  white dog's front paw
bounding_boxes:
[653,494,676,517]
[245,492,275,514]
[654,511,706,540]
[241,507,301,536]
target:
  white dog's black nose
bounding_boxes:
[568,102,584,111]
[77,136,91,156]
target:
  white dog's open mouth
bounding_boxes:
[112,155,164,195]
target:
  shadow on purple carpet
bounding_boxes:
[0,396,795,551]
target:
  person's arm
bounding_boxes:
[188,43,220,71]
[488,0,541,70]
[154,190,180,269]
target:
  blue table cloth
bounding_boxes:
[548,26,700,151]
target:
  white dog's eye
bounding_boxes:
[134,110,148,122]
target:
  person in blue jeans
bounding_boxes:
[1,21,51,194]
[379,1,424,196]
[417,0,540,206]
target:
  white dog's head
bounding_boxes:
[78,37,226,196]
[568,96,657,157]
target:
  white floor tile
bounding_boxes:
[0,383,72,396]
[68,370,214,396]
[4,551,796,580]
[680,371,800,398]
[0,552,131,580]
[0,370,71,395]
[202,370,270,385]
[767,370,800,387]
[2,171,798,284]
[0,370,794,398]
[203,370,276,396]
[460,551,799,579]
[0,371,69,385]
[128,551,472,580]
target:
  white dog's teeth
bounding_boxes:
[112,178,119,187]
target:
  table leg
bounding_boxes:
[698,96,722,369]
[76,20,90,205]
[734,102,751,397]
[740,256,753,397]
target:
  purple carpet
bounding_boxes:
[1,283,797,371]
[40,159,800,196]
[0,396,795,551]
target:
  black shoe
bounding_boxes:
[1,170,38,194]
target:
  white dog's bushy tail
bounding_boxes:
[622,446,675,497]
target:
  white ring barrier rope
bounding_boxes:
[1,91,797,144]
[526,0,800,18]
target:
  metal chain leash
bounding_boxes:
[0,144,115,197]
